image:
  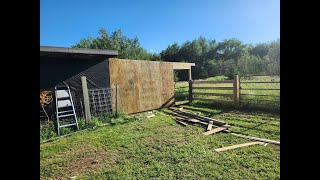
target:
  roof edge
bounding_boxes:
[40,46,118,56]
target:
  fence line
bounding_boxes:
[183,75,280,108]
[189,76,237,106]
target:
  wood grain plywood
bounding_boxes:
[109,59,140,113]
[138,61,161,111]
[109,58,175,114]
[172,62,195,69]
[160,62,174,107]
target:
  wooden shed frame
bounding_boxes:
[172,62,195,80]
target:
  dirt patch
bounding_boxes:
[65,151,117,177]
[57,145,118,179]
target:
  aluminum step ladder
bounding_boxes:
[55,85,79,136]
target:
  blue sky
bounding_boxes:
[40,0,280,53]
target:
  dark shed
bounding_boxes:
[40,46,118,92]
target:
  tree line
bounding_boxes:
[73,28,279,80]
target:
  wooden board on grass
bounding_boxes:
[214,142,264,152]
[203,125,230,135]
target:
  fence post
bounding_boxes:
[233,75,240,107]
[189,80,193,103]
[81,76,91,124]
[115,84,118,116]
[188,69,192,81]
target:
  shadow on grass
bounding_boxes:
[230,122,279,135]
[189,101,280,116]
[179,105,225,117]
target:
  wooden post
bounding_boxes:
[189,80,193,103]
[233,75,240,107]
[81,76,91,124]
[115,84,118,116]
[188,69,192,81]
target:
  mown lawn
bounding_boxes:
[40,105,280,179]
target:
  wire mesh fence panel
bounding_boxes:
[88,88,113,116]
[71,91,85,119]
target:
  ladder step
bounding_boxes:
[57,100,72,108]
[57,97,71,100]
[58,110,74,114]
[58,114,75,118]
[59,123,77,128]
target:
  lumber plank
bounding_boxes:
[192,80,233,84]
[241,88,280,90]
[192,92,233,97]
[174,115,208,125]
[170,108,226,126]
[230,133,280,145]
[203,125,230,135]
[175,119,189,126]
[192,87,233,90]
[172,62,195,69]
[240,81,280,83]
[166,109,207,123]
[207,121,213,131]
[192,98,234,104]
[214,142,264,152]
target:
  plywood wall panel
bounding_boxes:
[109,58,175,114]
[160,62,174,107]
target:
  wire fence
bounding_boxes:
[88,88,113,116]
[40,87,113,127]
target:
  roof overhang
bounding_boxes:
[40,46,118,60]
[172,62,195,70]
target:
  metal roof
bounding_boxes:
[40,46,118,60]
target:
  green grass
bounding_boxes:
[40,112,138,142]
[40,106,280,179]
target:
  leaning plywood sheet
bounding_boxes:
[109,58,174,114]
[214,142,264,152]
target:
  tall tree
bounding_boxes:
[72,28,153,60]
[216,39,246,61]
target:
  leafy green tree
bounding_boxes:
[72,28,153,60]
[216,39,246,61]
[74,28,280,79]
[160,43,180,62]
[249,43,270,58]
